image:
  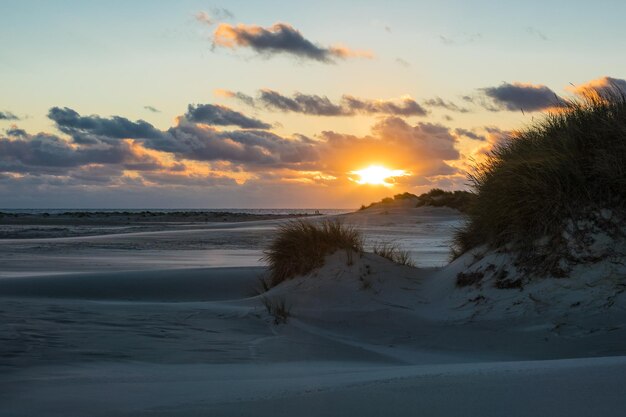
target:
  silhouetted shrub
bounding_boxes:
[415,189,475,212]
[394,192,418,200]
[359,188,474,211]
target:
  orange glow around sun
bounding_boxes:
[349,165,408,187]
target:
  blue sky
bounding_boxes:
[1,1,624,207]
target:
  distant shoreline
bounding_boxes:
[0,209,349,239]
[0,208,352,215]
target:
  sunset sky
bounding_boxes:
[2,0,625,208]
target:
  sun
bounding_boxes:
[349,165,408,187]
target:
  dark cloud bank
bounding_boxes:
[185,104,271,129]
[0,102,463,193]
[211,22,371,63]
[223,89,428,117]
[476,82,563,112]
[0,111,19,121]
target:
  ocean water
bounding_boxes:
[0,208,352,216]
[0,207,462,273]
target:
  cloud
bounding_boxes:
[424,97,470,113]
[0,111,19,121]
[212,22,372,62]
[439,35,454,45]
[195,8,234,26]
[439,33,482,45]
[42,106,315,167]
[48,107,165,144]
[568,76,626,98]
[195,11,214,25]
[163,120,318,165]
[526,27,548,41]
[228,89,427,117]
[477,82,563,112]
[465,126,513,158]
[5,126,27,137]
[0,132,164,175]
[185,104,271,129]
[318,117,460,179]
[454,128,485,141]
[144,105,160,113]
[260,90,344,115]
[1,104,468,207]
[214,89,256,107]
[342,95,427,116]
[395,57,410,67]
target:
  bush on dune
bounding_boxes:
[263,219,363,287]
[359,189,475,212]
[453,92,626,271]
[415,189,475,212]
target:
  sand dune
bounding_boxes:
[2,207,625,416]
[0,267,262,301]
[4,358,626,417]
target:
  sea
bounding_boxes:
[0,208,352,216]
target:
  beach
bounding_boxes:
[2,205,626,416]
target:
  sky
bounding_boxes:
[1,0,625,208]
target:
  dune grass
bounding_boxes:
[453,92,626,270]
[261,296,291,324]
[372,242,415,267]
[263,219,363,287]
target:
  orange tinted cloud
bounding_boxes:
[328,45,374,59]
[213,89,235,98]
[567,76,626,98]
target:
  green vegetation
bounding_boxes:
[263,219,363,287]
[453,93,626,270]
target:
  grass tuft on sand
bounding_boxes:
[263,219,363,287]
[261,296,291,324]
[453,92,626,271]
[373,242,415,267]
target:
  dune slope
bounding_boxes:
[3,247,626,416]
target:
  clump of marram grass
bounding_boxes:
[453,92,626,273]
[261,296,291,324]
[372,242,415,267]
[263,219,363,287]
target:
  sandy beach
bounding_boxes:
[2,205,626,416]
